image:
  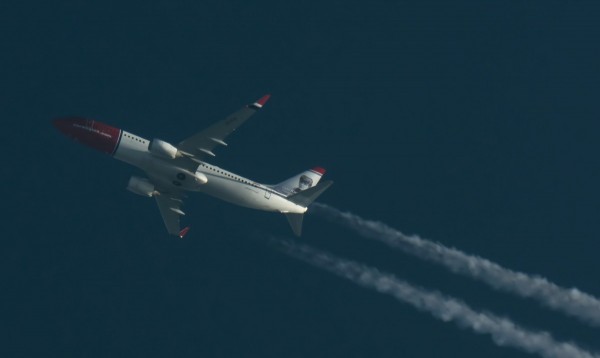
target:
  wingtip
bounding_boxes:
[254,94,271,108]
[178,226,190,238]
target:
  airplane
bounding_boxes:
[53,95,332,238]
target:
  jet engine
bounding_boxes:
[127,176,158,197]
[149,139,179,159]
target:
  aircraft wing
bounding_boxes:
[154,188,190,238]
[177,94,270,161]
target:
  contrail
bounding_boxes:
[311,203,600,327]
[273,238,599,358]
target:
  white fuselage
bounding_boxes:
[114,130,307,214]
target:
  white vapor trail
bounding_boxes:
[273,238,599,358]
[311,203,600,327]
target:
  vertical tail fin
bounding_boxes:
[271,167,326,197]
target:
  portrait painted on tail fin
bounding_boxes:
[293,174,314,193]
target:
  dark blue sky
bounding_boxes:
[2,1,600,357]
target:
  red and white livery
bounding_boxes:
[54,95,332,237]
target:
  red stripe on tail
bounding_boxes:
[311,167,326,175]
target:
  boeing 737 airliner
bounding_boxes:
[53,95,332,238]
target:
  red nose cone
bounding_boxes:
[53,117,122,154]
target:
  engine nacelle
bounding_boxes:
[127,176,158,197]
[149,139,179,159]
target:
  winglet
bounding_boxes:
[251,94,271,109]
[178,226,190,238]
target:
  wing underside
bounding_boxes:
[154,191,189,238]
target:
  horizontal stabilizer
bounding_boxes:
[286,180,333,207]
[285,213,304,237]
